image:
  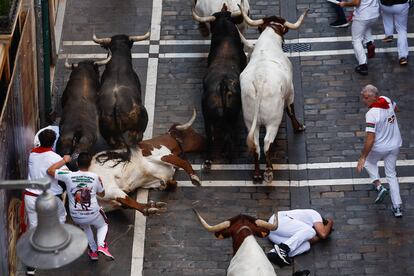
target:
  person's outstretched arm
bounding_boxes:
[47,155,71,177]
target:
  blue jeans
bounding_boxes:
[332,0,346,22]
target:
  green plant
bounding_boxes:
[0,0,11,16]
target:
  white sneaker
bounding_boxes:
[391,206,403,218]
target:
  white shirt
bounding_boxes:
[365,96,402,152]
[353,0,380,20]
[33,125,60,152]
[276,209,323,227]
[55,169,104,224]
[27,150,65,196]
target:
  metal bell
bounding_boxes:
[17,191,88,269]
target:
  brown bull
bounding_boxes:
[193,209,278,276]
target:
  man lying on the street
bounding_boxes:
[266,209,334,266]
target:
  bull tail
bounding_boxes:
[246,77,264,153]
[96,104,132,165]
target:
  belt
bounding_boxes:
[24,191,63,200]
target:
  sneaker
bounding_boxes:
[273,243,292,265]
[267,252,289,267]
[26,267,36,275]
[399,57,408,66]
[88,249,99,261]
[330,20,350,28]
[355,64,368,75]
[375,186,388,204]
[97,243,115,260]
[366,42,375,59]
[392,206,403,218]
[382,35,393,43]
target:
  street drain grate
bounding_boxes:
[282,43,311,53]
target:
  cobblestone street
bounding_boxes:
[26,0,414,275]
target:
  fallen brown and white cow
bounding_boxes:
[89,110,205,212]
[193,209,278,276]
[239,3,308,183]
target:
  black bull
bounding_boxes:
[57,60,101,161]
[200,10,247,169]
[94,34,148,149]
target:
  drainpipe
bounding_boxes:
[41,0,51,122]
[34,0,51,126]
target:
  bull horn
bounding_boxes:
[64,58,78,69]
[283,9,309,30]
[255,215,278,231]
[237,27,253,49]
[94,52,112,66]
[238,3,263,26]
[129,31,150,42]
[92,33,111,45]
[193,209,230,232]
[192,0,216,23]
[175,108,197,131]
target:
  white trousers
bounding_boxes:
[380,3,409,59]
[268,214,316,257]
[352,18,378,65]
[364,147,402,207]
[76,209,108,252]
[25,194,66,229]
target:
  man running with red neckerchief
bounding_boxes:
[357,84,403,218]
[25,128,68,275]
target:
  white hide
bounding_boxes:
[89,147,176,211]
[240,27,294,158]
[227,235,276,276]
[195,0,250,31]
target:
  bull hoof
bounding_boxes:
[147,200,167,208]
[294,124,306,133]
[264,170,273,184]
[143,207,167,216]
[202,160,212,172]
[253,174,263,184]
[190,174,201,186]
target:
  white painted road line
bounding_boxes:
[188,159,414,171]
[62,33,414,46]
[59,46,414,59]
[131,0,162,275]
[174,176,414,187]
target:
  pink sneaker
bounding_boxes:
[97,243,114,260]
[88,249,99,261]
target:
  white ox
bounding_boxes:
[89,110,205,213]
[194,0,250,36]
[194,210,278,276]
[239,6,308,183]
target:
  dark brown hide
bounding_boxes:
[214,214,270,255]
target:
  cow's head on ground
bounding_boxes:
[193,209,278,254]
[166,109,206,154]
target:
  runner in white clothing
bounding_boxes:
[26,128,68,275]
[357,84,403,217]
[26,128,67,229]
[339,0,380,75]
[47,152,115,261]
[266,209,334,267]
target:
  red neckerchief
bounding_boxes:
[369,97,389,109]
[31,147,53,153]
